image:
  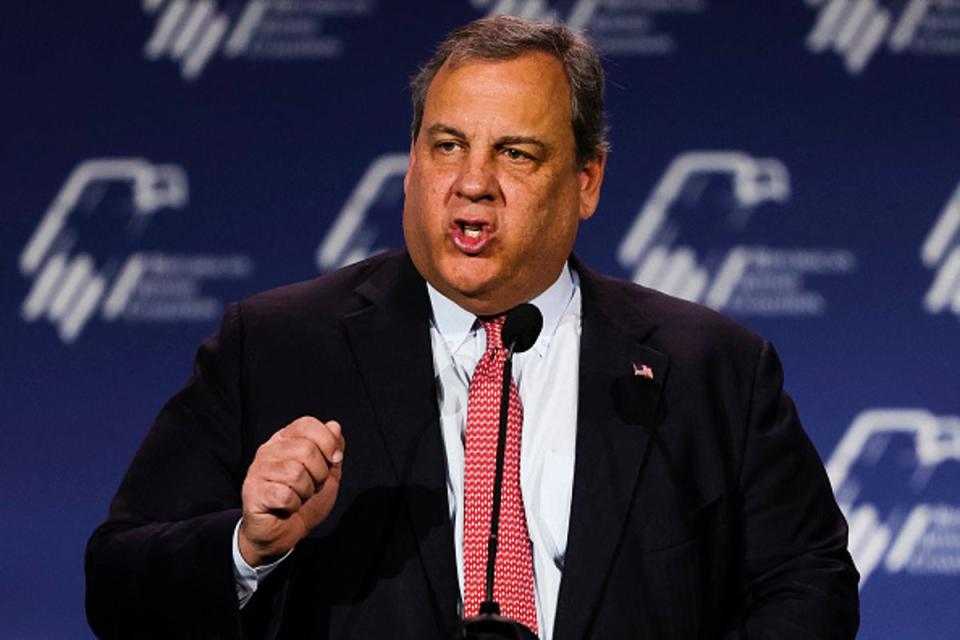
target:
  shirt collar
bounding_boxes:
[426,263,578,358]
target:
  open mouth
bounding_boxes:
[462,223,483,239]
[451,219,493,254]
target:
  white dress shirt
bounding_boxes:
[234,265,582,640]
[428,265,581,640]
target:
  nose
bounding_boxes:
[452,150,500,204]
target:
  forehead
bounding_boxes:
[423,52,573,139]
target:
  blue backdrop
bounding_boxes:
[2,1,958,637]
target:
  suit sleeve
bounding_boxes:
[733,340,860,639]
[85,303,252,639]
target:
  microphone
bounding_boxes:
[502,303,542,356]
[459,303,543,640]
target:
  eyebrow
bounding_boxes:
[426,123,467,139]
[426,123,549,155]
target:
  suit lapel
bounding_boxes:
[554,261,669,639]
[341,254,459,634]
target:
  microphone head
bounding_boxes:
[502,303,543,354]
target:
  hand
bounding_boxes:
[238,416,345,566]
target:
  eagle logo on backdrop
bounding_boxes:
[140,0,378,81]
[315,153,409,273]
[18,158,253,343]
[617,151,857,317]
[921,182,960,319]
[804,0,960,75]
[826,408,960,588]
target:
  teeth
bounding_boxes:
[463,225,481,239]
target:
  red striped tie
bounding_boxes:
[462,316,538,634]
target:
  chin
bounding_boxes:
[441,259,496,290]
[437,276,501,312]
[447,278,494,303]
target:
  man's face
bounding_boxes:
[403,52,605,315]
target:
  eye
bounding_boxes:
[435,141,461,154]
[502,147,532,162]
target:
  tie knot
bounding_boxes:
[478,315,506,356]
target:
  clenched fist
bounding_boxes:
[238,416,345,566]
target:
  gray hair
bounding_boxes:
[409,15,609,165]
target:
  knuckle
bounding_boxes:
[271,483,297,509]
[301,459,327,487]
[273,459,297,480]
[241,473,267,500]
[292,468,314,495]
[264,483,281,504]
[290,415,321,431]
[291,438,317,461]
[254,440,274,460]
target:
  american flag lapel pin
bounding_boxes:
[633,362,654,380]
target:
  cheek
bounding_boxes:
[404,179,450,258]
[533,184,582,253]
[411,172,451,220]
[527,178,578,234]
[404,175,431,223]
[403,185,429,245]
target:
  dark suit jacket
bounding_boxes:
[86,250,859,639]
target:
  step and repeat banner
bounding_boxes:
[2,1,958,637]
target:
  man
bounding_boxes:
[86,16,859,639]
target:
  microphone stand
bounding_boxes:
[457,335,539,640]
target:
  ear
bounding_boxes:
[578,149,606,221]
